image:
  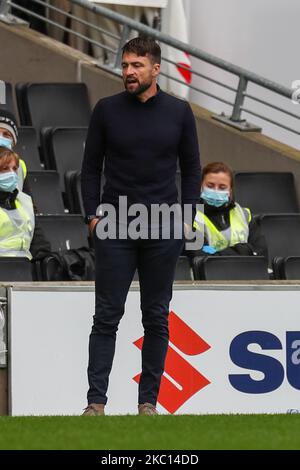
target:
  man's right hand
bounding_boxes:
[89,217,99,234]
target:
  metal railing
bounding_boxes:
[0,0,299,138]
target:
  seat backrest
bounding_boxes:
[36,215,88,251]
[234,172,299,215]
[66,170,105,215]
[281,257,300,280]
[15,127,41,171]
[15,82,28,125]
[0,257,33,281]
[26,171,65,214]
[196,256,269,280]
[174,256,193,280]
[258,214,300,265]
[17,83,91,132]
[41,127,87,191]
[64,170,78,213]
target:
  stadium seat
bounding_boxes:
[15,82,28,125]
[16,82,91,133]
[258,214,300,267]
[234,172,299,215]
[15,127,41,171]
[0,257,34,281]
[277,257,300,280]
[0,82,16,116]
[26,171,65,214]
[193,256,269,280]
[36,215,89,251]
[65,170,80,214]
[174,256,193,280]
[65,170,106,215]
[131,256,192,283]
[41,127,87,191]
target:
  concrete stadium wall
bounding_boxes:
[191,104,300,189]
[1,22,299,201]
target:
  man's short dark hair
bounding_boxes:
[122,37,161,64]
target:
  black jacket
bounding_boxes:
[189,200,268,258]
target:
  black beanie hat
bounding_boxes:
[0,109,18,145]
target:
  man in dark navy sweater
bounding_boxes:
[81,37,201,416]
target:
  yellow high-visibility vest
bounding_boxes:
[0,191,35,259]
[193,203,251,252]
[17,159,27,191]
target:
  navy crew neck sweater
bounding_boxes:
[81,88,201,216]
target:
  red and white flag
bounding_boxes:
[161,0,192,99]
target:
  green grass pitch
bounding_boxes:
[0,415,299,450]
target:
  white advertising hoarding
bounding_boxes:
[9,285,300,415]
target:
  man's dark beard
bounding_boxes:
[125,79,152,96]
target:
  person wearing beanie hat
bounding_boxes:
[0,109,26,191]
[0,109,18,147]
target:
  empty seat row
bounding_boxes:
[0,254,193,282]
[192,256,269,280]
[13,126,88,179]
[5,254,300,282]
[23,166,300,218]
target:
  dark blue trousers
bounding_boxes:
[87,229,184,406]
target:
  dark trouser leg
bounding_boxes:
[137,235,184,406]
[87,236,137,405]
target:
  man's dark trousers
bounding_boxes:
[87,224,184,407]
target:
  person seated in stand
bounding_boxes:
[0,147,50,260]
[0,109,51,259]
[0,110,27,191]
[191,161,267,258]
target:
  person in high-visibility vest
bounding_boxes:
[0,146,35,259]
[192,161,267,257]
[0,110,51,260]
[0,147,51,260]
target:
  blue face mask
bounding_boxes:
[201,186,230,207]
[0,136,13,150]
[0,171,18,192]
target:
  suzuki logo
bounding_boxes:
[133,311,211,413]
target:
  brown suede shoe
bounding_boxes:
[138,403,158,415]
[82,403,105,416]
